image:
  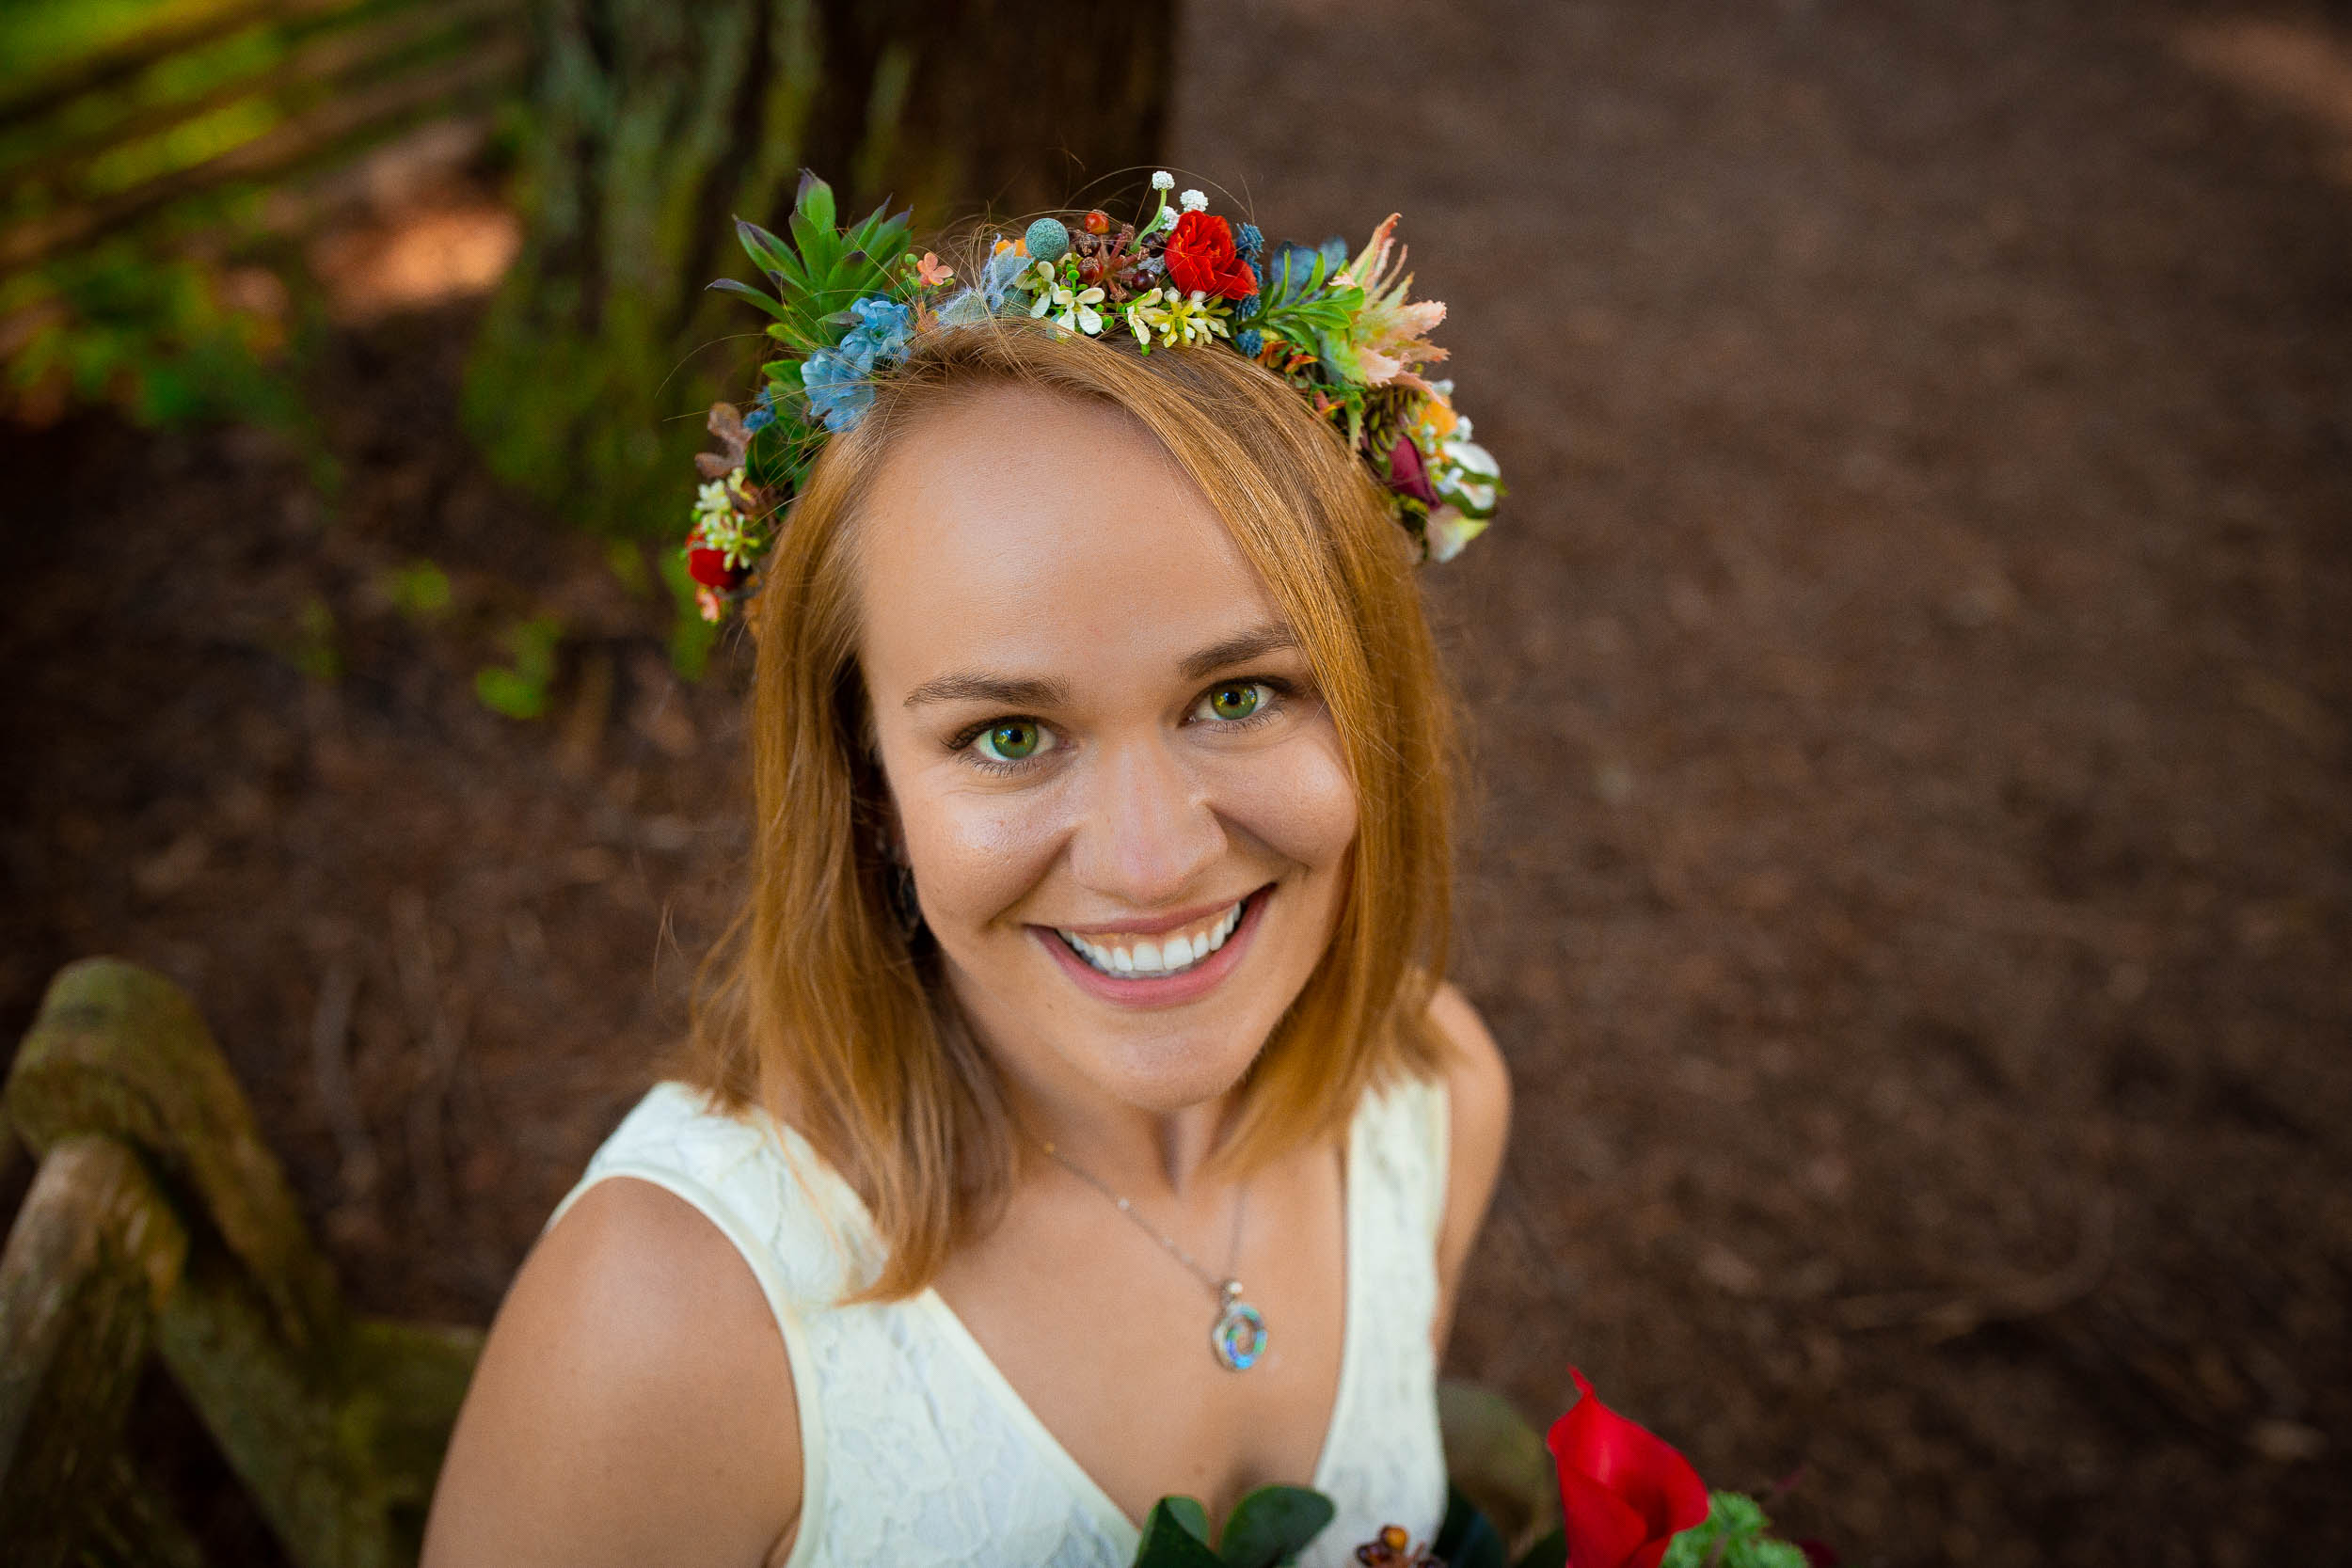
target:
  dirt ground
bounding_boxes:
[5,0,2349,1563]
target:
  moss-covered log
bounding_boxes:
[463,0,1174,535]
[8,958,341,1354]
[77,1449,214,1568]
[6,959,481,1568]
[0,1134,187,1568]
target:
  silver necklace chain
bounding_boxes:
[1038,1139,1247,1304]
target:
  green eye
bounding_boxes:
[976,720,1043,761]
[1205,683,1263,721]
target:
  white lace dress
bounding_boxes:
[550,1074,1453,1568]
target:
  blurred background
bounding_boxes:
[3,0,2348,1561]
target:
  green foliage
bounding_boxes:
[658,548,721,682]
[1434,1487,1510,1568]
[1659,1492,1810,1568]
[386,560,453,622]
[473,615,562,720]
[0,0,206,95]
[1131,1486,1336,1568]
[4,240,314,437]
[1236,240,1362,356]
[603,539,653,597]
[721,171,913,358]
[1215,1485,1335,1568]
[286,594,339,682]
[1514,1528,1568,1568]
[1432,1488,1570,1568]
[1136,1497,1222,1568]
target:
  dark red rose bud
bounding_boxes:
[1084,209,1111,235]
[686,541,746,591]
[1386,436,1439,506]
[1548,1369,1710,1568]
[1163,210,1259,301]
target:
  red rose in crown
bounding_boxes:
[1162,211,1259,300]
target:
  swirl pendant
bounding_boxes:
[1211,1282,1268,1371]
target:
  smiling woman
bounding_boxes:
[421,258,1510,1568]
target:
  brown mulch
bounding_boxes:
[6,0,2350,1563]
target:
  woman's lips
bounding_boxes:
[1032,885,1272,1008]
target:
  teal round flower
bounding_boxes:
[1024,217,1071,264]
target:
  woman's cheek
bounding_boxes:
[1217,725,1359,872]
[902,777,1068,929]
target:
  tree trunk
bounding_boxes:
[464,0,1176,536]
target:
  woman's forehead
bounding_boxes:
[854,388,1286,694]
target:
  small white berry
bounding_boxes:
[1180,188,1208,213]
[1151,170,1174,190]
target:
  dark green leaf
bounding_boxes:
[706,277,792,322]
[1136,1497,1223,1568]
[787,203,834,278]
[1512,1528,1567,1568]
[1216,1485,1335,1568]
[1433,1489,1510,1568]
[794,169,837,234]
[1259,243,1328,308]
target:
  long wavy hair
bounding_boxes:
[686,309,1459,1302]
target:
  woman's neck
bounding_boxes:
[979,1039,1244,1201]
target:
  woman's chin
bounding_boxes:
[1057,1022,1268,1115]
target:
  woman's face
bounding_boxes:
[855,384,1359,1117]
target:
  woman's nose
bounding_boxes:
[1068,736,1225,909]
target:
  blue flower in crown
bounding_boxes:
[843,295,914,361]
[742,385,777,435]
[802,346,874,432]
[803,295,914,432]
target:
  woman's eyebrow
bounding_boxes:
[902,673,1071,710]
[1181,623,1299,680]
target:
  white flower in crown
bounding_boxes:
[1032,278,1107,336]
[1158,290,1231,348]
[1122,287,1172,347]
[1151,170,1174,190]
[693,469,748,521]
[1180,188,1208,213]
[1424,505,1487,563]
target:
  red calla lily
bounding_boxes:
[1547,1369,1711,1568]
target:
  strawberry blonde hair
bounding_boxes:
[686,313,1457,1302]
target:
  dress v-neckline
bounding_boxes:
[913,1098,1368,1545]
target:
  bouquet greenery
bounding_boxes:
[1127,1372,1825,1568]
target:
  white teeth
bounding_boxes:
[1057,897,1249,979]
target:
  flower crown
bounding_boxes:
[682,170,1501,622]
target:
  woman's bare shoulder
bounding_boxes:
[1426,980,1511,1352]
[1428,979,1511,1164]
[421,1175,802,1568]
